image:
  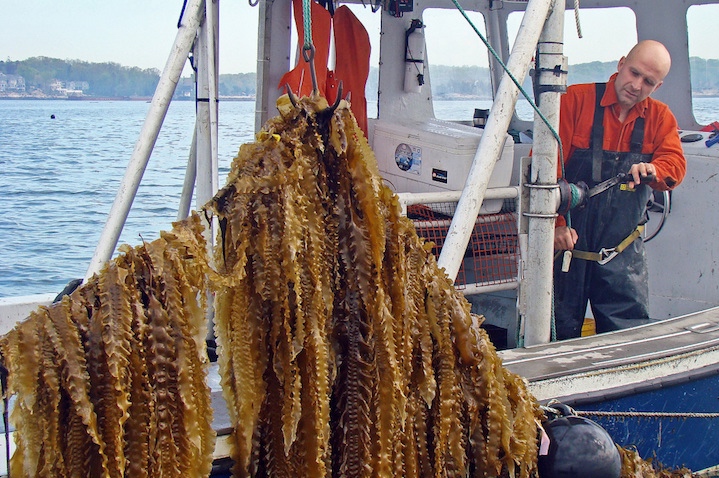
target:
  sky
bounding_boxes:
[2,1,718,75]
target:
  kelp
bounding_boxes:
[207,94,544,478]
[0,91,683,478]
[0,216,215,478]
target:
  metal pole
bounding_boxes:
[84,0,206,280]
[177,124,198,221]
[196,14,212,211]
[523,0,566,346]
[207,0,220,202]
[437,0,554,281]
[486,6,507,97]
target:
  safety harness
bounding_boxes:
[566,82,648,266]
[570,224,644,265]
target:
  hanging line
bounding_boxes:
[449,0,571,227]
[574,0,583,39]
[451,1,570,343]
[302,0,320,94]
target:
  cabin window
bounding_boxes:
[422,8,493,122]
[508,7,637,121]
[687,4,719,126]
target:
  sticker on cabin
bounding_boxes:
[432,168,448,183]
[394,143,421,174]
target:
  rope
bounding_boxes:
[449,0,564,166]
[578,410,719,419]
[574,0,583,39]
[302,0,313,49]
[448,0,572,226]
[568,183,584,209]
[300,0,320,94]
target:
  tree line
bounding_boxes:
[0,57,255,98]
[3,56,719,99]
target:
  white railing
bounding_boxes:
[397,187,521,295]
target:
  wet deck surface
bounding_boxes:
[498,307,719,382]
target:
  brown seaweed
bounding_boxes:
[0,215,215,477]
[207,94,544,477]
[0,89,683,478]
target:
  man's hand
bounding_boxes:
[554,226,578,251]
[628,162,656,187]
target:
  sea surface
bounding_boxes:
[2,97,719,298]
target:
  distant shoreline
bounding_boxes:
[0,95,256,101]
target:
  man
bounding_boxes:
[553,40,686,340]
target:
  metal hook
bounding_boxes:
[302,44,320,95]
[285,83,299,108]
[326,81,344,114]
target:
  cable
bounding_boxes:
[449,0,572,227]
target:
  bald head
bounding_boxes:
[625,40,672,80]
[614,40,672,115]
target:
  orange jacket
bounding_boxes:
[557,73,686,227]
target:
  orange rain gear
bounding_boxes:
[556,73,686,227]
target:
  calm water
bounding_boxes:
[1,98,718,298]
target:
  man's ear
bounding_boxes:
[617,56,626,70]
[652,80,664,93]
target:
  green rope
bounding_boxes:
[302,0,313,49]
[449,1,570,341]
[568,183,584,209]
[449,0,572,227]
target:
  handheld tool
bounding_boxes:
[557,172,655,214]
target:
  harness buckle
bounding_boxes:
[597,247,618,265]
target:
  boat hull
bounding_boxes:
[499,307,719,473]
[577,369,719,472]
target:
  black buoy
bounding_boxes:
[538,405,621,478]
[50,114,56,119]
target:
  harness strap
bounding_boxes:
[571,224,645,264]
[591,83,606,183]
[630,116,645,154]
[590,83,647,181]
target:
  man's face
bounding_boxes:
[614,54,664,110]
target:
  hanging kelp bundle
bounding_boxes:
[0,91,692,478]
[207,93,543,478]
[0,216,216,478]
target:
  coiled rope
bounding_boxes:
[567,182,585,209]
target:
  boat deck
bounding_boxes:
[498,307,719,403]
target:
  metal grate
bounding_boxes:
[407,203,519,290]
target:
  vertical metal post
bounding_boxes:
[486,5,507,97]
[177,125,198,221]
[196,0,221,343]
[84,0,206,280]
[437,0,554,281]
[255,0,293,130]
[522,0,566,346]
[195,1,219,218]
